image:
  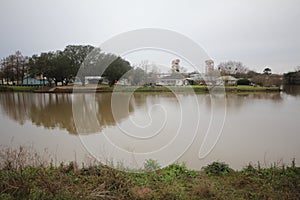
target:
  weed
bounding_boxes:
[143,159,161,172]
[202,161,234,176]
[0,147,299,199]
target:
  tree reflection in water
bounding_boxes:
[0,93,137,134]
[0,91,288,135]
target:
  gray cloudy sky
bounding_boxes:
[0,0,299,73]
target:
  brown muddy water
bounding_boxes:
[0,87,300,170]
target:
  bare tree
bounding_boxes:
[131,60,156,85]
[15,51,22,84]
[294,66,300,72]
[0,59,4,84]
[217,61,248,76]
[0,57,10,84]
[0,51,28,85]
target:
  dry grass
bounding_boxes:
[0,146,299,199]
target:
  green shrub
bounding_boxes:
[202,161,233,176]
[164,163,197,178]
[237,78,251,85]
[144,159,161,172]
[242,163,258,175]
[0,193,13,200]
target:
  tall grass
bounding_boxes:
[0,146,299,199]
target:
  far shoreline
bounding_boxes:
[0,85,281,93]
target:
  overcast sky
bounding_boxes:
[0,0,299,73]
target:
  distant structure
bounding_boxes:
[171,59,180,72]
[205,59,214,74]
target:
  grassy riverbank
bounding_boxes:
[42,85,281,93]
[0,85,38,92]
[0,147,299,199]
[0,85,281,93]
[1,161,299,199]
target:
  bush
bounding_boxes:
[164,163,197,178]
[143,159,161,172]
[237,78,251,85]
[202,161,233,176]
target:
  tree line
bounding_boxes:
[1,45,298,87]
[0,45,132,86]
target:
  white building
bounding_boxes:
[216,76,237,86]
[157,74,188,86]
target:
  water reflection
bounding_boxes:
[72,93,137,134]
[0,92,285,135]
[283,85,300,96]
[0,92,180,135]
[0,91,299,170]
[226,92,283,110]
[200,92,283,112]
[0,93,138,134]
